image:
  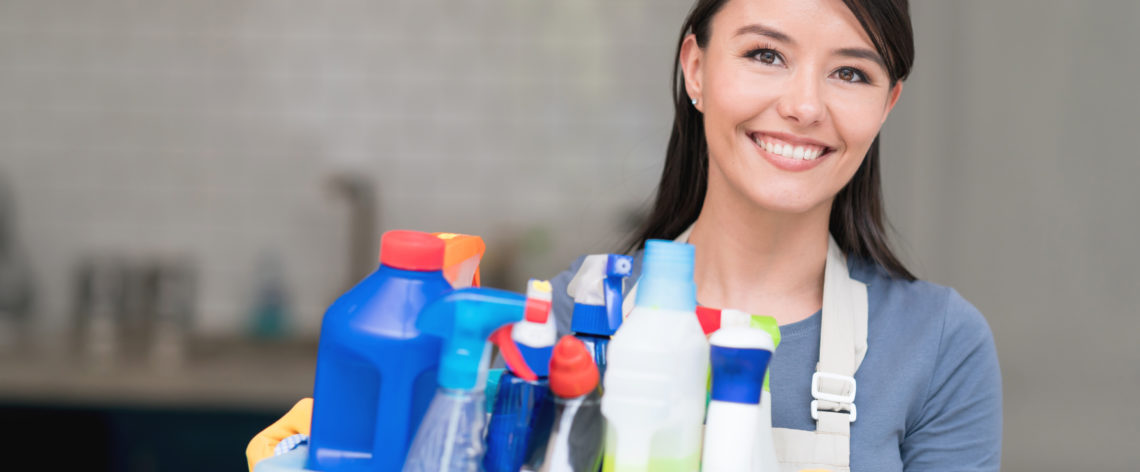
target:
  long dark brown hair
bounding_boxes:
[626,0,916,280]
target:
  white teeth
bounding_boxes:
[754,134,827,161]
[779,145,795,160]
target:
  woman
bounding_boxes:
[248,0,1001,470]
[552,0,1002,470]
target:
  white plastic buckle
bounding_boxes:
[811,400,857,422]
[811,372,857,422]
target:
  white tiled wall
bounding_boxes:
[0,0,694,335]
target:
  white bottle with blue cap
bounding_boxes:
[702,325,777,472]
[600,240,709,471]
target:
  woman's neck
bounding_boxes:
[687,193,832,326]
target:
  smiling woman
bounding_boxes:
[590,0,1002,470]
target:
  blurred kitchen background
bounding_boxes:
[0,0,1136,470]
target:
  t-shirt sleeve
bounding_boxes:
[901,288,1003,471]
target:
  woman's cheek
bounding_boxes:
[830,100,886,150]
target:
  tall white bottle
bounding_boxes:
[702,326,777,472]
[601,240,709,472]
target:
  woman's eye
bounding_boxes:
[750,49,784,66]
[834,67,868,84]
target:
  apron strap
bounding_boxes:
[772,237,867,471]
[812,237,866,424]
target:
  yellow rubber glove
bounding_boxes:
[246,397,313,472]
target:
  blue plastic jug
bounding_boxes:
[307,230,452,471]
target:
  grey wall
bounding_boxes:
[883,1,1140,470]
[0,0,693,335]
[1,0,1137,469]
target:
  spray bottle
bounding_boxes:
[692,307,783,472]
[702,326,777,472]
[402,287,527,472]
[566,254,633,378]
[307,230,452,472]
[522,335,605,472]
[483,280,558,472]
[600,240,709,472]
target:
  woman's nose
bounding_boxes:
[777,71,825,126]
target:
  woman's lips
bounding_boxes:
[750,132,834,171]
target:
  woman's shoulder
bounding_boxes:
[851,258,1002,469]
[851,256,995,358]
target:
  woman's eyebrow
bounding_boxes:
[835,47,885,68]
[733,24,793,44]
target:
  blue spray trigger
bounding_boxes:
[517,344,554,378]
[604,254,633,332]
[606,254,634,277]
[416,287,526,390]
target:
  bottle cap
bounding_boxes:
[380,230,445,271]
[571,303,613,335]
[708,326,775,405]
[635,240,697,312]
[549,335,600,398]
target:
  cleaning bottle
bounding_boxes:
[601,240,709,472]
[702,326,776,472]
[403,287,527,472]
[307,230,452,472]
[484,280,558,472]
[566,254,633,378]
[522,335,605,472]
[692,307,783,472]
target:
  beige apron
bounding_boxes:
[614,227,867,472]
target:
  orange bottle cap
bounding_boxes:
[549,335,600,398]
[379,230,445,271]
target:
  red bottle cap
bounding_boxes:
[379,230,445,271]
[549,335,600,398]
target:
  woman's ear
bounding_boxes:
[679,34,704,111]
[881,82,903,125]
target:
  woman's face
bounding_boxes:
[681,0,902,216]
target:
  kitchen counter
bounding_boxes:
[0,337,318,411]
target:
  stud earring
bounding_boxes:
[691,98,698,106]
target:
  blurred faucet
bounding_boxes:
[0,172,33,352]
[326,173,378,293]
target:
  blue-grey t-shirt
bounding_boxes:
[547,253,1002,472]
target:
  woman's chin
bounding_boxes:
[736,186,832,217]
